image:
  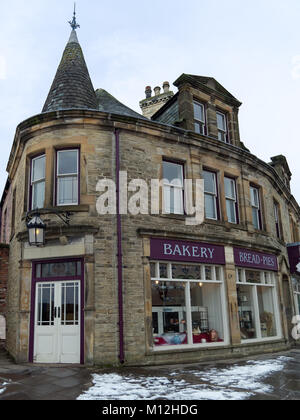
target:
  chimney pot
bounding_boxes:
[163,81,170,93]
[154,86,161,96]
[145,86,152,99]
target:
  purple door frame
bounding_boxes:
[28,257,85,364]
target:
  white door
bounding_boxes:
[34,281,81,364]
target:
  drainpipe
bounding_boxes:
[115,128,125,364]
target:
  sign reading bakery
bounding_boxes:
[234,247,278,272]
[150,238,225,265]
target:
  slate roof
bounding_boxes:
[42,30,98,113]
[96,89,147,120]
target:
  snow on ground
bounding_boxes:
[0,382,8,395]
[78,356,291,401]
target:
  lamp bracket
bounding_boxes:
[26,209,72,226]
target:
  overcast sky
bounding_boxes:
[0,0,300,203]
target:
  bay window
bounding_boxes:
[216,111,228,143]
[236,269,281,341]
[203,170,219,220]
[224,177,238,224]
[56,149,79,206]
[150,262,228,348]
[30,155,45,210]
[193,101,206,135]
[250,185,262,230]
[163,161,184,215]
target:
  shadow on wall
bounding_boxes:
[0,315,5,340]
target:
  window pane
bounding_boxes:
[194,102,204,122]
[58,176,78,205]
[203,171,216,194]
[152,281,187,346]
[245,270,261,284]
[237,285,257,340]
[172,264,201,280]
[163,162,183,185]
[159,264,168,279]
[257,286,277,337]
[32,156,45,182]
[224,178,235,199]
[226,199,236,224]
[190,282,224,342]
[217,112,226,130]
[252,208,260,229]
[32,181,45,210]
[41,262,77,278]
[37,284,54,326]
[205,194,217,219]
[58,150,78,175]
[250,187,259,207]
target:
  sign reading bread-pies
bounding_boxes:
[234,247,278,272]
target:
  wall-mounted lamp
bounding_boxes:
[26,209,72,247]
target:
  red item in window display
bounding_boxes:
[209,329,219,342]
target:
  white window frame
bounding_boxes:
[150,261,229,351]
[163,161,184,215]
[30,155,46,210]
[216,111,228,142]
[224,177,238,224]
[250,186,262,230]
[203,170,218,220]
[56,149,79,207]
[236,268,282,343]
[193,101,206,135]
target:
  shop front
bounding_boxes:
[149,238,229,350]
[234,247,282,343]
[287,243,300,316]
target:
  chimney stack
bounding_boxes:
[139,81,174,119]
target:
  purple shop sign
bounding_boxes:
[287,243,300,275]
[234,247,278,272]
[150,238,226,265]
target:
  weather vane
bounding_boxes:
[68,3,80,30]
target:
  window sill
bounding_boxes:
[151,341,229,353]
[160,213,186,221]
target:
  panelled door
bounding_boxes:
[34,280,80,363]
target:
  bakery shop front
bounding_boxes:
[150,238,230,350]
[234,247,282,343]
[149,239,283,352]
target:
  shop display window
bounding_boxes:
[151,262,227,348]
[236,268,281,342]
[292,278,300,315]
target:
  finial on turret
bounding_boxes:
[68,3,80,30]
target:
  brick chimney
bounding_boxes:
[139,81,174,119]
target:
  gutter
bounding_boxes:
[115,128,125,364]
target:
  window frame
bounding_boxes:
[193,100,207,136]
[29,154,46,211]
[203,169,220,221]
[216,110,229,143]
[150,261,229,350]
[224,176,239,224]
[55,148,80,207]
[273,201,282,240]
[162,159,185,215]
[236,268,282,343]
[250,185,262,230]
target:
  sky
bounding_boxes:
[0,0,300,203]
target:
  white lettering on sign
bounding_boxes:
[238,252,275,267]
[163,243,215,260]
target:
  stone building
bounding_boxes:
[0,20,300,366]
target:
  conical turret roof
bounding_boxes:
[42,29,97,113]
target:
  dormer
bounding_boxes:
[151,73,244,148]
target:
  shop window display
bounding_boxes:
[236,269,280,341]
[151,262,227,347]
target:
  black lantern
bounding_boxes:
[27,214,46,246]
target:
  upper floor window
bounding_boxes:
[224,177,238,224]
[203,170,219,220]
[163,160,184,215]
[250,185,262,230]
[274,201,282,239]
[193,101,206,135]
[216,111,228,143]
[56,149,79,206]
[30,155,45,210]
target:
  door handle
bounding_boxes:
[54,307,57,318]
[58,307,61,318]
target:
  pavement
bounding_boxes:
[0,342,299,400]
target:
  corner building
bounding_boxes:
[1,26,300,366]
